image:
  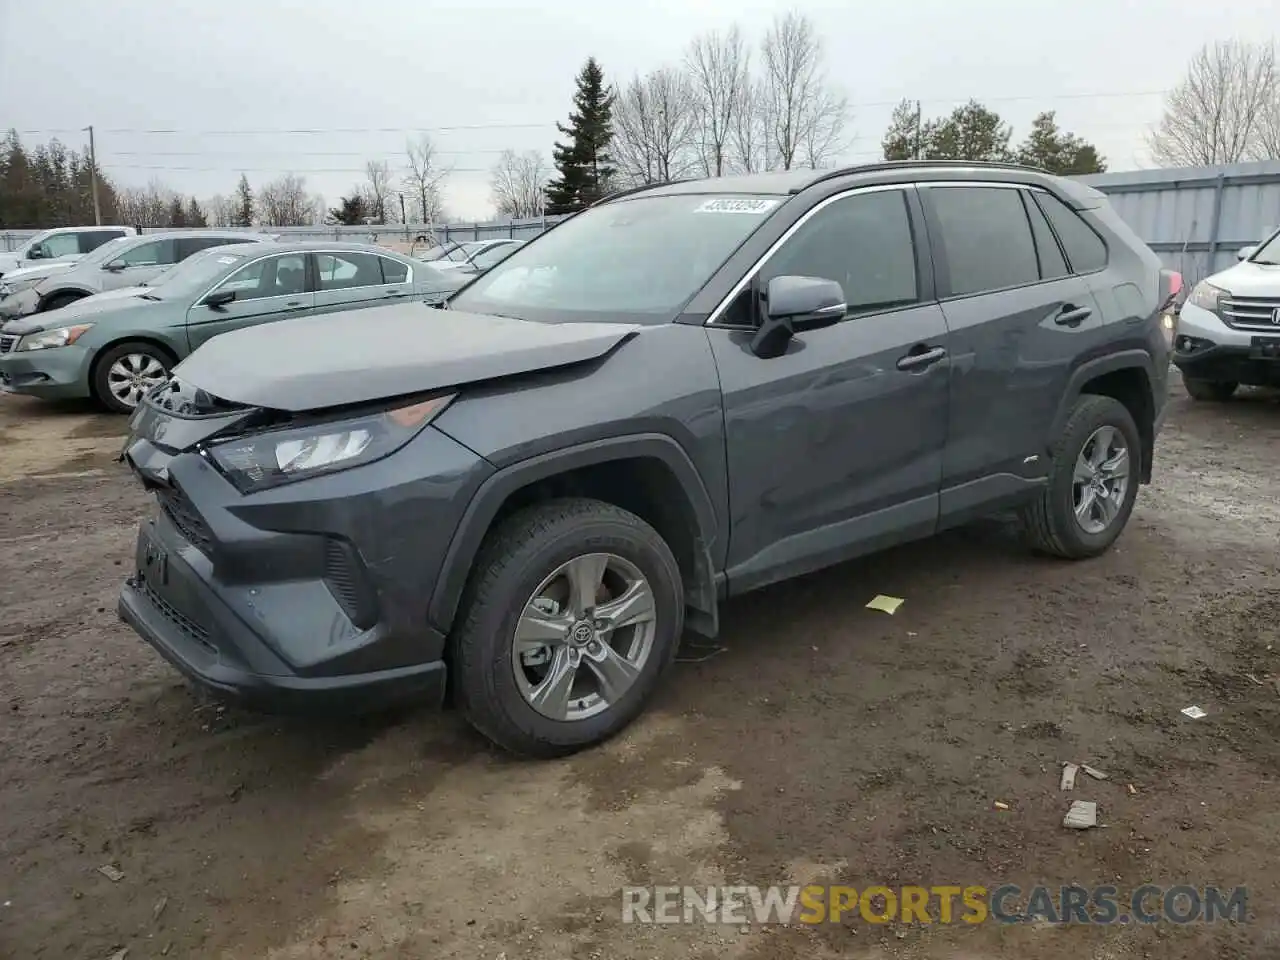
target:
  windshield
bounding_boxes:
[147,249,250,298]
[448,194,781,323]
[1249,227,1280,265]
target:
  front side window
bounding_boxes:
[116,239,176,267]
[1034,192,1108,273]
[930,186,1039,297]
[211,254,307,302]
[450,193,781,323]
[42,233,81,258]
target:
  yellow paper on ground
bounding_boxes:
[865,594,904,615]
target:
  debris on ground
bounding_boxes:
[152,896,168,922]
[108,949,128,960]
[97,865,124,883]
[676,642,727,664]
[992,800,1010,811]
[1127,784,1139,796]
[1246,673,1264,686]
[1063,800,1097,830]
[865,595,905,615]
[1081,764,1108,781]
[1181,705,1208,719]
[1060,763,1079,791]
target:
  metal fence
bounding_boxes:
[6,160,1280,285]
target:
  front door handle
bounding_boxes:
[382,290,407,299]
[896,344,948,372]
[1055,304,1093,327]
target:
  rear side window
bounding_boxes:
[78,230,125,254]
[1021,192,1069,280]
[115,239,176,266]
[175,237,243,260]
[1034,192,1108,273]
[380,257,409,284]
[929,186,1039,297]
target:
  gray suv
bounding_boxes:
[117,161,1175,758]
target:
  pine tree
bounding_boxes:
[234,174,254,227]
[168,195,187,227]
[185,197,208,227]
[1015,112,1106,175]
[881,99,924,161]
[922,101,1013,162]
[545,58,616,215]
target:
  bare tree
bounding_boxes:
[686,26,750,177]
[612,67,701,187]
[490,149,549,218]
[1249,91,1280,161]
[403,135,449,224]
[730,78,770,173]
[205,194,235,227]
[116,178,177,227]
[362,159,392,223]
[257,173,314,227]
[1148,40,1278,166]
[759,11,849,170]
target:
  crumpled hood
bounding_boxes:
[0,291,157,335]
[173,302,640,411]
[1208,259,1280,296]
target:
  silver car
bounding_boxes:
[22,230,274,315]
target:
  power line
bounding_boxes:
[98,163,490,174]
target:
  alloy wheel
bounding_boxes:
[1072,425,1130,535]
[512,552,657,722]
[107,353,167,408]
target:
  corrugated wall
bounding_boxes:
[1080,160,1280,284]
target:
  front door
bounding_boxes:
[706,186,951,594]
[185,252,314,351]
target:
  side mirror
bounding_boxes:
[1237,245,1257,262]
[27,246,45,260]
[750,275,847,358]
[104,261,126,272]
[203,289,236,309]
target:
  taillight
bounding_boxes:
[1159,269,1183,311]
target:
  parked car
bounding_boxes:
[115,161,1174,758]
[424,238,525,271]
[0,241,467,413]
[461,239,526,274]
[1173,226,1280,400]
[0,226,137,278]
[18,230,273,315]
[0,236,145,320]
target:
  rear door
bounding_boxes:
[185,252,314,351]
[311,251,409,316]
[918,182,1105,522]
[105,238,178,290]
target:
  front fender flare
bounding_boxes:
[427,433,719,635]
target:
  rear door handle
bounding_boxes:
[1055,304,1092,326]
[896,345,948,372]
[284,300,305,309]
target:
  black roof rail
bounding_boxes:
[796,159,1050,193]
[591,178,695,206]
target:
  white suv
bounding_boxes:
[0,226,137,278]
[1175,228,1280,400]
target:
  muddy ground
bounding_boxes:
[1,384,1278,960]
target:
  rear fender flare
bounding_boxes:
[1049,349,1156,475]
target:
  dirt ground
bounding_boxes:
[2,383,1279,960]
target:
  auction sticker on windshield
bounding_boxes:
[694,198,780,214]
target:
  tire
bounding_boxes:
[450,497,684,758]
[1182,375,1237,402]
[90,341,175,414]
[39,291,86,312]
[1019,394,1142,560]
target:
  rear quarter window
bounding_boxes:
[1034,192,1108,273]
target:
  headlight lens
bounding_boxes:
[1187,281,1225,313]
[1,277,38,297]
[206,394,455,492]
[17,323,94,351]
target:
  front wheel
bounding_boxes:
[1182,375,1237,402]
[450,497,684,758]
[1019,394,1142,559]
[91,341,174,414]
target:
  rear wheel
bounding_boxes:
[40,291,86,312]
[1019,394,1141,559]
[91,341,174,414]
[450,497,684,758]
[1182,375,1237,402]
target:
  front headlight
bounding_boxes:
[1,277,38,297]
[17,323,94,351]
[1187,281,1225,313]
[206,394,455,493]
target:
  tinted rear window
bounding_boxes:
[1034,192,1108,273]
[929,186,1039,297]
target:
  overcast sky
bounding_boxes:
[2,0,1277,222]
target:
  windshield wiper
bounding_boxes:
[138,293,162,301]
[1251,258,1280,265]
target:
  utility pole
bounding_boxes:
[84,125,102,225]
[914,101,923,161]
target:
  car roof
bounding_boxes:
[133,230,272,240]
[611,160,1106,208]
[203,239,409,256]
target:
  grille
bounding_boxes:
[139,578,212,647]
[158,485,214,554]
[1220,296,1280,331]
[324,538,375,628]
[0,334,17,355]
